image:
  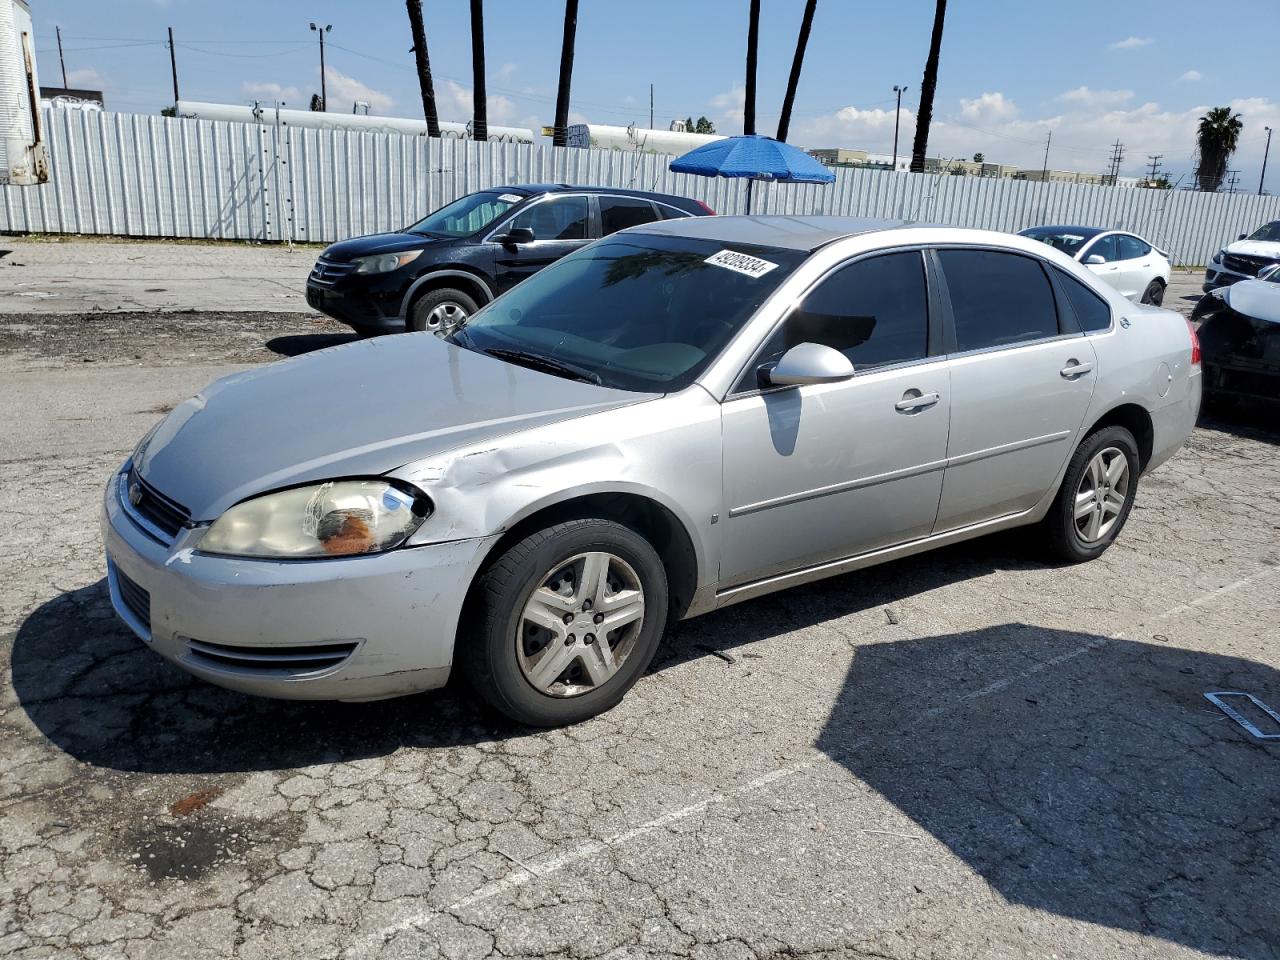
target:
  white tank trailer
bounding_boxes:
[561,122,725,154]
[175,100,535,144]
[0,0,47,184]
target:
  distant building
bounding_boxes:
[809,146,1132,186]
[1015,168,1107,186]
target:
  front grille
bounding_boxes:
[308,256,357,287]
[124,467,191,542]
[1222,253,1276,276]
[115,567,152,632]
[186,638,360,677]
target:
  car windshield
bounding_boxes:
[1247,222,1280,243]
[407,190,523,238]
[1021,227,1095,256]
[446,234,807,392]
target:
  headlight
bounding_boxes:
[200,480,431,559]
[353,250,422,274]
[1212,250,1224,265]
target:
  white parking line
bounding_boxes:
[357,562,1280,955]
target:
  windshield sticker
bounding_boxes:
[498,193,523,203]
[705,249,779,278]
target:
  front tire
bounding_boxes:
[409,287,479,334]
[1042,426,1140,563]
[1140,279,1166,306]
[461,519,669,727]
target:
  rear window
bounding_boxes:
[1055,269,1112,332]
[938,250,1060,351]
[1117,235,1150,259]
[600,197,660,235]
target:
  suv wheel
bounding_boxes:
[1043,425,1140,562]
[409,288,479,334]
[461,519,669,727]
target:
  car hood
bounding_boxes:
[321,232,443,261]
[1224,239,1280,260]
[134,336,651,521]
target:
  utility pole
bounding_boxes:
[55,26,67,87]
[1041,130,1052,179]
[1145,154,1163,185]
[892,85,907,170]
[1226,169,1240,194]
[167,27,180,108]
[649,84,654,130]
[309,22,332,111]
[1105,140,1125,184]
[1261,126,1273,195]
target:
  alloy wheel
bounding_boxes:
[424,301,468,331]
[1074,446,1130,543]
[516,551,646,698]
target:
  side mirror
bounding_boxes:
[496,227,535,247]
[1084,254,1106,265]
[761,343,854,387]
[1238,234,1247,241]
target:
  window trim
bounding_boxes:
[483,192,595,245]
[932,245,1083,359]
[726,246,943,400]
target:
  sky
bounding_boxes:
[29,0,1280,189]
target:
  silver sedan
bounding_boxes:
[104,217,1201,725]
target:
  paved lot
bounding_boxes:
[2,291,1278,959]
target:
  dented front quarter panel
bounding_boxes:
[392,386,724,611]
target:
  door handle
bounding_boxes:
[895,391,940,412]
[1060,360,1093,379]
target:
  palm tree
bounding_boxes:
[1196,107,1243,192]
[910,0,947,174]
[469,0,487,141]
[552,0,579,147]
[743,0,760,135]
[776,0,818,142]
[405,0,440,138]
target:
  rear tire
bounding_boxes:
[409,288,479,334]
[460,519,669,727]
[1140,279,1166,306]
[1042,426,1140,563]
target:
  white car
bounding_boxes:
[1204,220,1280,292]
[1021,226,1171,305]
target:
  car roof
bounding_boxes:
[490,183,694,202]
[1022,225,1106,238]
[629,215,927,251]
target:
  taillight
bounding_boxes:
[1186,317,1201,367]
[695,200,716,216]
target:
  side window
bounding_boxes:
[748,252,929,384]
[509,196,589,241]
[656,203,690,221]
[1055,269,1112,332]
[937,250,1060,351]
[1084,235,1119,262]
[600,197,660,235]
[1117,234,1150,260]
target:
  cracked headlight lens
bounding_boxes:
[200,480,431,559]
[353,250,422,274]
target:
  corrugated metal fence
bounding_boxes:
[4,107,1279,265]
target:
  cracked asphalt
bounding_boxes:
[2,306,1278,960]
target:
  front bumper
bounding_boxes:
[1203,266,1254,292]
[305,278,409,332]
[102,465,497,701]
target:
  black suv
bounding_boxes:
[306,184,712,335]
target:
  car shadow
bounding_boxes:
[265,332,362,357]
[817,626,1280,959]
[11,533,1039,776]
[1197,402,1280,447]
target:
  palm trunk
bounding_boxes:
[743,0,760,136]
[552,0,579,147]
[776,0,817,142]
[405,0,440,139]
[910,0,947,174]
[469,0,487,141]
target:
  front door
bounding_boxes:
[493,195,593,293]
[1115,234,1154,298]
[719,250,950,588]
[932,248,1098,532]
[1081,234,1123,294]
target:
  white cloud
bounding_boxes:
[1057,86,1134,108]
[496,62,518,82]
[1178,70,1203,82]
[324,69,393,115]
[710,85,746,130]
[434,79,532,131]
[959,92,1018,122]
[65,67,103,88]
[241,81,302,106]
[1109,36,1153,50]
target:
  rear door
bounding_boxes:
[933,248,1097,532]
[493,195,593,293]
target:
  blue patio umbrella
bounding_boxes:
[669,134,835,214]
